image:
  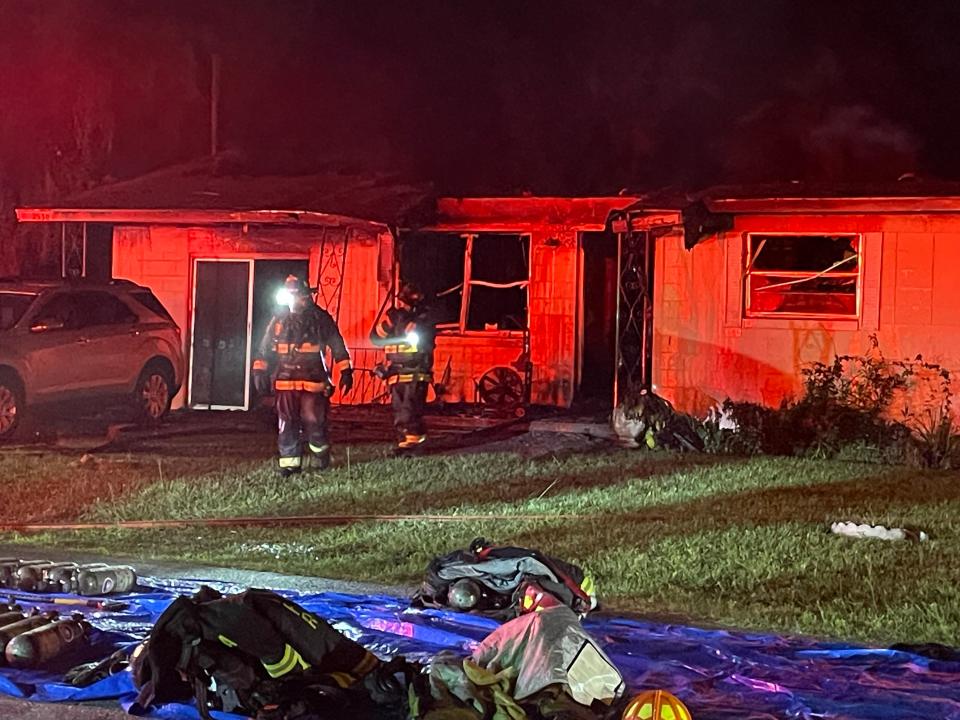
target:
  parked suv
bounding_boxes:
[0,279,184,440]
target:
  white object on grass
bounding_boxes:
[830,521,928,542]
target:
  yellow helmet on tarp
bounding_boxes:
[622,689,692,720]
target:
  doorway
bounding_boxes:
[189,259,254,410]
[188,258,310,410]
[579,231,618,403]
[250,259,310,402]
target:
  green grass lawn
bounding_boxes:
[2,433,958,646]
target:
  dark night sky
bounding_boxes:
[3,0,960,198]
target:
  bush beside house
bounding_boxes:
[616,337,959,469]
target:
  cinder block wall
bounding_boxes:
[653,214,960,417]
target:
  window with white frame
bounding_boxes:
[744,234,861,319]
[400,232,529,332]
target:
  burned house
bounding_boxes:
[24,164,957,421]
[16,158,638,412]
[17,159,427,410]
[399,197,637,409]
[622,183,960,416]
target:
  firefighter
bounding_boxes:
[252,275,353,476]
[370,283,436,454]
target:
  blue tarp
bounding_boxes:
[1,576,958,719]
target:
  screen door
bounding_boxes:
[189,259,253,409]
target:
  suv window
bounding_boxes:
[130,289,174,322]
[0,292,37,330]
[33,293,80,329]
[77,292,138,326]
[34,291,138,330]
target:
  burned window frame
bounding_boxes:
[743,233,862,320]
[457,232,530,333]
[401,231,531,335]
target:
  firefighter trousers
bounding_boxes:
[391,381,428,447]
[276,390,330,469]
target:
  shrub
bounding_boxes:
[704,337,959,468]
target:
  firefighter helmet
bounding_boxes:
[397,282,424,306]
[276,275,312,308]
[447,578,481,610]
[621,689,692,720]
[283,275,311,295]
[517,580,564,614]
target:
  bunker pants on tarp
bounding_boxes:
[276,389,330,469]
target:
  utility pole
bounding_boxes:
[210,53,220,157]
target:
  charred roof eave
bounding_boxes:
[14,207,390,233]
[612,200,729,249]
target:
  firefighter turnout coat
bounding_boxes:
[369,305,435,385]
[254,304,351,393]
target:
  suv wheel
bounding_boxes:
[135,364,173,424]
[0,376,23,441]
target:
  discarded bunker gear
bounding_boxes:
[131,586,410,720]
[253,279,352,473]
[412,537,598,619]
[370,288,436,450]
[423,606,624,720]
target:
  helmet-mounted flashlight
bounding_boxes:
[275,288,295,307]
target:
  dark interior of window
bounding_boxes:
[131,290,175,322]
[466,234,528,331]
[747,235,859,317]
[36,291,137,328]
[0,293,36,330]
[752,235,858,272]
[34,293,78,327]
[84,293,138,325]
[400,232,529,331]
[400,232,466,327]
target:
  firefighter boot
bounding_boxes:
[394,433,427,458]
[307,443,331,471]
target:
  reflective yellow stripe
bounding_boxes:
[386,372,432,385]
[218,634,238,648]
[262,643,309,678]
[262,644,295,677]
[329,671,355,688]
[581,575,596,599]
[308,443,329,454]
[351,652,379,676]
[275,380,329,392]
[398,434,427,448]
[275,343,321,354]
[252,359,268,371]
[334,358,352,372]
[278,456,302,469]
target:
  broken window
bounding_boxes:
[400,232,529,332]
[744,234,860,318]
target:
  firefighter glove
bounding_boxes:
[338,368,354,394]
[362,657,411,706]
[253,370,271,396]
